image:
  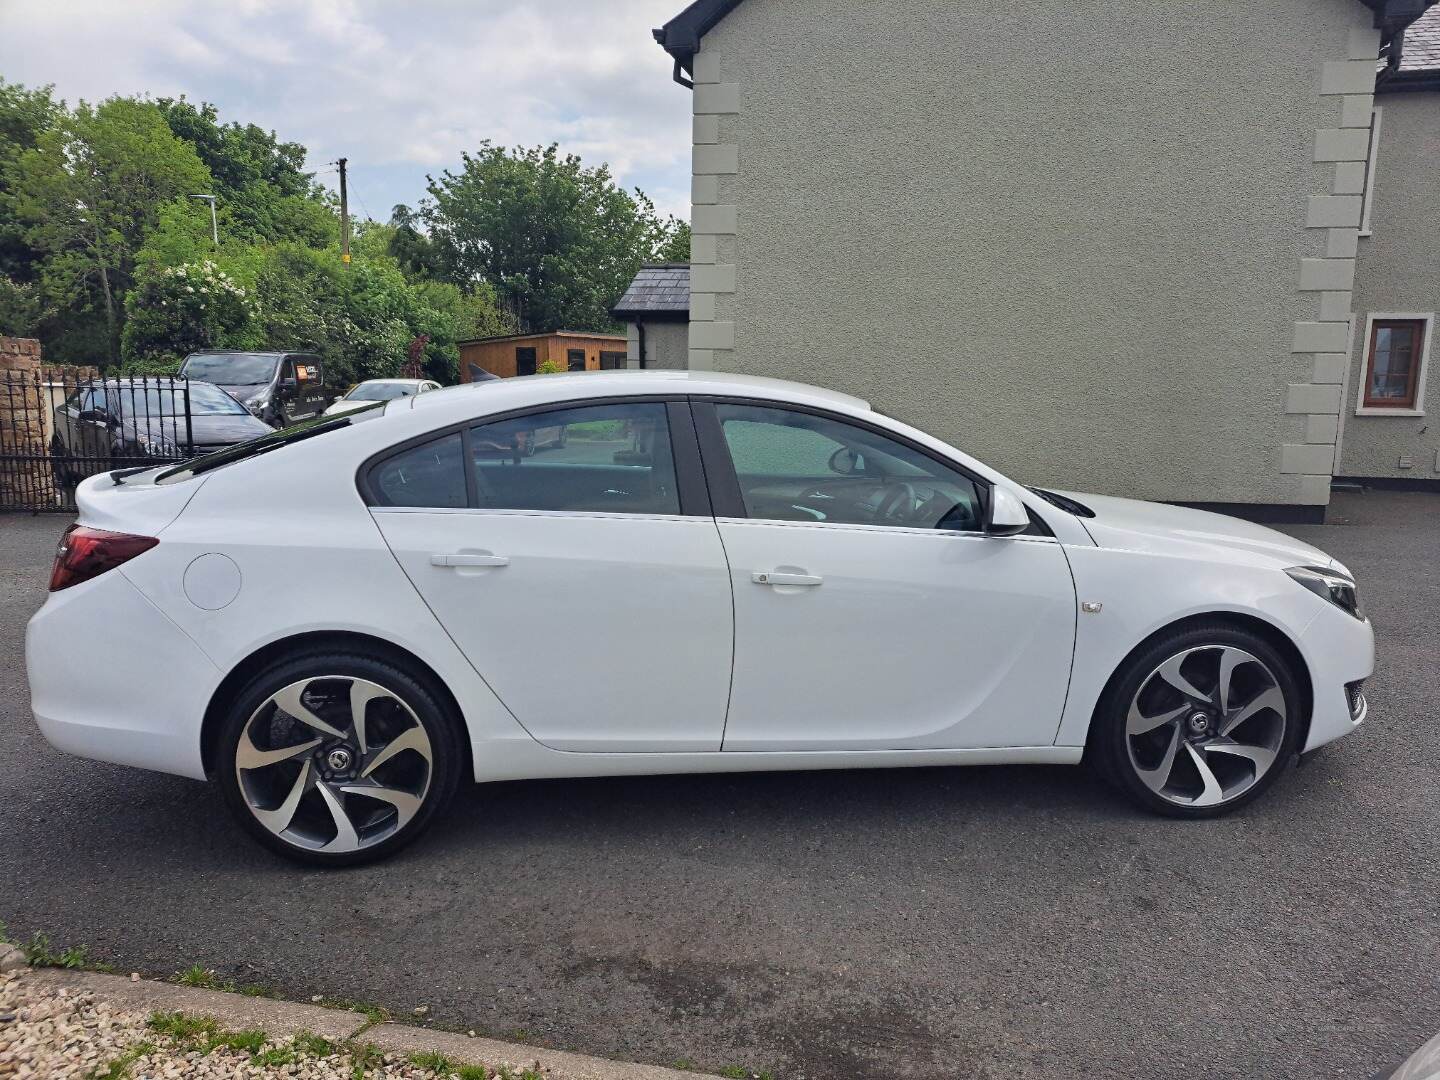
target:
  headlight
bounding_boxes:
[244,394,268,414]
[1285,565,1362,620]
[134,433,178,457]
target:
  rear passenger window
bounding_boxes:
[470,402,679,515]
[370,433,466,508]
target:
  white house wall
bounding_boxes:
[688,0,1381,507]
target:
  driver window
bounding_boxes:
[714,403,984,531]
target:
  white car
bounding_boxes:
[323,378,441,417]
[25,372,1373,866]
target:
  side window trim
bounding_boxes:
[690,395,995,532]
[359,395,713,518]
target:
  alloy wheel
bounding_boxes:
[1124,645,1287,808]
[234,676,433,854]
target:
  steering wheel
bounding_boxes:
[876,481,918,524]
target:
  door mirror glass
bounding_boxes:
[987,486,1031,536]
[78,408,112,424]
[828,447,864,475]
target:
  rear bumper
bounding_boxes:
[1298,607,1375,753]
[26,570,218,780]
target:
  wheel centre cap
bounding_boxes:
[1188,711,1211,735]
[326,747,354,773]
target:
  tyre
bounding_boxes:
[1090,623,1302,818]
[217,651,462,866]
[49,436,74,488]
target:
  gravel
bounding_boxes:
[0,968,518,1079]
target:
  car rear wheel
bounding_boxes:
[217,653,462,866]
[1091,624,1302,818]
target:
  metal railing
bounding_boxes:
[1,371,197,512]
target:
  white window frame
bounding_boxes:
[1355,311,1432,417]
[1358,106,1383,238]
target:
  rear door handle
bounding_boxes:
[431,553,509,568]
[753,571,823,587]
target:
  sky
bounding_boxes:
[0,0,695,221]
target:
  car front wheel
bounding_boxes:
[217,652,462,866]
[1092,624,1302,818]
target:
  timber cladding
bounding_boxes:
[459,332,629,380]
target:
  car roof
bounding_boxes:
[358,378,427,386]
[408,370,871,417]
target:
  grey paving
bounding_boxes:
[1,492,1436,1080]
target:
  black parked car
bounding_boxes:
[50,379,273,484]
[177,350,329,428]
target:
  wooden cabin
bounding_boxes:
[459,332,630,381]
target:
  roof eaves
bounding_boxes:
[653,0,747,85]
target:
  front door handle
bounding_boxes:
[431,553,509,568]
[753,571,823,587]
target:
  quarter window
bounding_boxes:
[470,402,679,515]
[369,433,467,508]
[713,403,985,531]
[1362,318,1428,410]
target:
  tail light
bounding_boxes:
[49,525,158,592]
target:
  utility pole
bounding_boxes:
[188,194,218,245]
[337,157,351,267]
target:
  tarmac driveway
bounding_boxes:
[0,489,1436,1080]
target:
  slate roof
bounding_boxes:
[611,263,690,320]
[1401,6,1440,69]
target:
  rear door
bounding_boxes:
[368,398,734,752]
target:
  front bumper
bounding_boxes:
[26,569,218,780]
[1297,605,1375,753]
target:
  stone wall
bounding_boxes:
[0,337,58,509]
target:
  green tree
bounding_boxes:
[387,203,443,281]
[0,276,47,336]
[152,97,334,247]
[654,220,691,264]
[421,142,689,333]
[121,260,256,367]
[0,79,62,283]
[9,97,212,362]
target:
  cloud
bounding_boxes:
[0,0,694,219]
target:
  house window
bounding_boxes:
[567,348,587,372]
[1359,107,1383,237]
[599,351,627,370]
[1358,314,1431,415]
[515,347,537,377]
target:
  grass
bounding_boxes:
[315,995,390,1025]
[0,923,112,973]
[87,1041,155,1080]
[407,1052,543,1079]
[171,964,275,997]
[146,1012,341,1068]
[21,931,102,970]
[349,1042,386,1080]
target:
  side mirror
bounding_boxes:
[828,447,864,475]
[78,408,113,425]
[987,486,1030,537]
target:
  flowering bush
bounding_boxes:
[120,260,257,366]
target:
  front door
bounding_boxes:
[370,399,733,752]
[697,401,1077,751]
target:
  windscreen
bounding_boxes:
[347,383,418,402]
[181,352,281,384]
[113,383,248,417]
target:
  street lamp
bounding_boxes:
[188,194,218,246]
